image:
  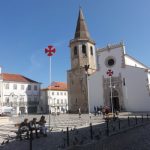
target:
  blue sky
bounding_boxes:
[0,0,150,87]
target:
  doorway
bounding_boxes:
[110,90,120,111]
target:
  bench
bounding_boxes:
[15,123,44,140]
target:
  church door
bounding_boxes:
[113,97,120,111]
[110,90,120,111]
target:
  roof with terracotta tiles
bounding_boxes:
[0,73,39,83]
[43,82,67,91]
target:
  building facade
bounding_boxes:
[40,82,68,114]
[0,71,41,114]
[89,43,150,112]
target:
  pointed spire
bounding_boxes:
[74,8,91,39]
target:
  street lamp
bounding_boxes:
[84,65,90,114]
[106,69,114,116]
[48,96,51,131]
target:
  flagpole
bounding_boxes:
[49,56,51,132]
[44,45,56,132]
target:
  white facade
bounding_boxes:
[0,72,41,115]
[88,43,150,112]
[40,82,68,114]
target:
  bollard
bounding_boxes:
[29,131,32,150]
[90,123,93,140]
[128,116,130,127]
[106,119,109,136]
[66,127,69,147]
[118,119,120,130]
[147,114,149,120]
[135,116,137,125]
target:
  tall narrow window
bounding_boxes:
[28,85,31,90]
[123,78,126,86]
[34,85,37,91]
[21,85,24,90]
[90,46,93,55]
[74,46,78,56]
[82,45,87,56]
[13,84,17,90]
[5,84,9,89]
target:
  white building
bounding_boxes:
[41,82,68,114]
[0,70,41,114]
[88,43,150,112]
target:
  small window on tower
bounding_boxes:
[74,46,78,56]
[82,45,87,56]
[90,46,93,55]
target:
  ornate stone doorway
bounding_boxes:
[111,90,120,111]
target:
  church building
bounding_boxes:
[68,8,150,113]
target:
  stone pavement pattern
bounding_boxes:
[1,121,150,150]
[0,113,150,150]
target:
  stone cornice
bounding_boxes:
[97,42,124,54]
[69,38,95,47]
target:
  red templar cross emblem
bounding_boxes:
[107,69,113,76]
[45,45,56,56]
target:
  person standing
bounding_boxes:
[78,107,81,118]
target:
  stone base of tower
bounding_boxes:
[67,69,89,114]
[68,102,88,114]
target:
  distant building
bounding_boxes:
[0,70,41,114]
[41,82,68,114]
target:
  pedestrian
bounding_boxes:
[94,106,97,116]
[102,107,105,119]
[78,107,81,118]
[99,105,103,115]
[97,106,100,115]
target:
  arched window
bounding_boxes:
[74,46,78,56]
[82,45,87,56]
[90,46,93,55]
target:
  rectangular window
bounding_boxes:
[21,85,24,90]
[123,78,125,86]
[61,99,63,104]
[13,84,17,90]
[57,99,59,104]
[28,85,31,90]
[57,92,59,95]
[34,85,37,91]
[34,96,37,101]
[5,84,9,89]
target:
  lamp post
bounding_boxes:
[84,65,90,114]
[106,69,114,115]
[48,96,51,131]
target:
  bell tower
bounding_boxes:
[67,8,96,113]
